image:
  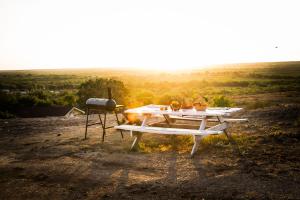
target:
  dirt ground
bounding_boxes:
[0,97,299,199]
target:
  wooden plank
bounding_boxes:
[206,122,228,131]
[115,125,223,136]
[223,118,248,122]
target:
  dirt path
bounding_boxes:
[0,105,299,199]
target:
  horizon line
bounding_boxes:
[1,60,300,72]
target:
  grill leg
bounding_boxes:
[84,108,89,139]
[115,111,124,139]
[98,114,104,128]
[102,113,107,142]
[98,114,105,142]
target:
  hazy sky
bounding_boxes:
[0,0,299,70]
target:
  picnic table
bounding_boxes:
[115,104,247,157]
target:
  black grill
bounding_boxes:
[84,88,124,142]
[85,88,116,111]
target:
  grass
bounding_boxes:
[1,61,300,118]
[137,133,256,154]
[245,100,273,109]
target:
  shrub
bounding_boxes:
[63,93,77,106]
[212,95,233,107]
[0,110,15,119]
[77,78,128,108]
[29,90,51,100]
[0,91,17,109]
[158,93,184,105]
[34,99,53,106]
[18,95,38,107]
[135,91,154,105]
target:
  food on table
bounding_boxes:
[193,102,208,111]
[193,96,208,111]
[160,106,168,111]
[170,100,181,111]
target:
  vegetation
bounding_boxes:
[212,95,233,107]
[77,78,128,108]
[0,61,300,118]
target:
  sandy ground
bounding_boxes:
[0,102,299,199]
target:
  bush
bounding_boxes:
[135,91,154,105]
[0,111,15,119]
[77,78,128,108]
[34,99,53,106]
[63,93,77,106]
[29,90,50,100]
[16,90,55,107]
[18,95,37,107]
[0,91,17,109]
[212,95,233,107]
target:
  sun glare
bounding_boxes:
[0,0,299,70]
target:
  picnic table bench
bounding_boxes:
[115,104,247,157]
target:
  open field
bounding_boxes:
[0,62,300,199]
[1,61,300,119]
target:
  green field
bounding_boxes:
[1,61,300,118]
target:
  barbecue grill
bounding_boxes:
[85,88,124,142]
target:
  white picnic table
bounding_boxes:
[115,104,247,157]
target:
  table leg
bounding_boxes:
[130,115,149,151]
[191,135,203,158]
[141,115,149,127]
[191,117,207,157]
[130,132,143,151]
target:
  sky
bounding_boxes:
[0,0,299,70]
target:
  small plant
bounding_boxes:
[0,111,15,119]
[213,95,233,107]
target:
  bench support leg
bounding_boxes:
[191,117,207,157]
[191,135,203,158]
[130,115,148,151]
[217,116,240,155]
[130,132,143,151]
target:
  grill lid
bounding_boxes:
[86,98,117,111]
[85,88,117,111]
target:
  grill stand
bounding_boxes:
[84,106,124,142]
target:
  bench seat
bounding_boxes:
[115,125,223,136]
